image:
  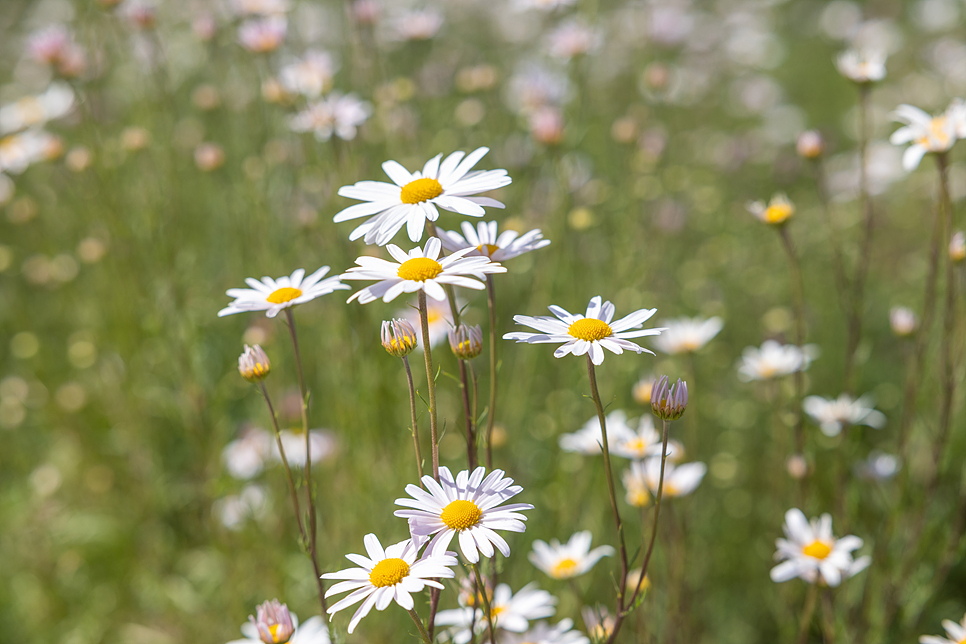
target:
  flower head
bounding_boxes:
[334,147,511,245]
[504,296,663,366]
[650,376,688,421]
[622,458,706,507]
[737,340,818,381]
[218,267,349,318]
[0,83,75,135]
[289,93,371,142]
[439,220,551,262]
[238,344,271,381]
[449,324,483,360]
[322,535,457,634]
[559,410,635,455]
[238,16,287,53]
[394,466,533,563]
[529,531,614,580]
[802,394,886,437]
[653,316,723,354]
[950,231,965,263]
[854,451,901,481]
[890,102,961,171]
[835,49,886,83]
[222,427,273,479]
[273,428,336,467]
[610,414,681,460]
[278,50,337,98]
[501,619,589,644]
[382,319,418,357]
[890,306,917,337]
[796,130,825,159]
[770,509,869,587]
[435,582,557,644]
[227,599,330,644]
[343,238,506,304]
[746,193,794,226]
[919,613,966,644]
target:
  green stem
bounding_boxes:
[418,291,440,481]
[402,356,424,483]
[407,607,434,644]
[473,562,497,644]
[485,275,498,470]
[798,584,819,644]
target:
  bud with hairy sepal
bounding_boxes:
[650,375,688,421]
[382,319,418,357]
[238,344,271,382]
[448,323,483,360]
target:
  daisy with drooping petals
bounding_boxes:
[334,147,512,245]
[652,316,723,354]
[770,508,870,587]
[227,599,329,644]
[343,237,506,304]
[920,613,966,644]
[501,619,589,644]
[529,531,614,580]
[890,102,962,171]
[439,220,551,262]
[559,410,634,455]
[736,340,818,381]
[504,296,663,366]
[802,393,886,437]
[218,267,349,318]
[435,582,557,644]
[394,466,533,563]
[621,458,705,507]
[322,534,457,634]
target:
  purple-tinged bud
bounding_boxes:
[650,375,688,421]
[249,599,295,644]
[238,344,271,381]
[381,319,417,357]
[448,323,483,360]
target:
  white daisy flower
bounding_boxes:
[622,458,706,507]
[581,606,615,643]
[279,50,337,98]
[218,267,349,318]
[227,599,329,644]
[610,414,681,461]
[547,19,602,61]
[289,93,371,142]
[393,466,533,564]
[214,484,269,531]
[835,49,887,84]
[529,531,614,580]
[736,340,818,382]
[273,428,337,466]
[652,316,723,355]
[746,193,795,226]
[222,427,273,479]
[435,582,557,644]
[238,16,287,53]
[802,394,886,437]
[439,220,551,262]
[392,9,444,41]
[343,237,506,305]
[501,619,589,644]
[559,410,635,455]
[0,83,75,135]
[890,102,961,171]
[334,147,511,245]
[770,508,870,587]
[322,534,457,634]
[920,613,966,644]
[504,296,663,366]
[0,129,62,175]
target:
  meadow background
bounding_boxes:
[1,0,965,642]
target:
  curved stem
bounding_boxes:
[485,276,498,470]
[407,607,434,644]
[402,356,424,483]
[418,290,440,482]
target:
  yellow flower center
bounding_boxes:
[626,438,646,454]
[568,318,613,341]
[267,624,289,644]
[550,557,580,579]
[266,287,303,304]
[398,257,444,282]
[801,540,832,560]
[628,487,650,508]
[369,557,411,587]
[918,117,952,150]
[662,482,679,496]
[476,244,500,256]
[17,97,45,127]
[440,499,483,530]
[389,337,416,353]
[764,203,793,224]
[400,177,444,204]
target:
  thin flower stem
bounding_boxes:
[820,591,837,644]
[584,358,628,644]
[407,607,434,644]
[778,227,807,459]
[932,152,957,470]
[258,382,306,538]
[402,356,424,483]
[458,358,478,470]
[418,290,440,481]
[798,583,819,644]
[485,275,498,470]
[472,562,497,644]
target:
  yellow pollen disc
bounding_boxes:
[491,606,504,617]
[266,287,303,304]
[268,624,288,644]
[440,499,483,530]
[568,318,613,342]
[627,439,646,453]
[802,540,832,560]
[550,557,580,578]
[764,204,793,224]
[400,177,444,204]
[476,244,500,256]
[369,557,410,587]
[398,257,444,282]
[663,483,679,496]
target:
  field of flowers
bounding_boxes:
[3,0,966,642]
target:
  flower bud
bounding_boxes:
[796,130,824,159]
[238,344,271,381]
[950,231,965,263]
[650,375,688,421]
[249,599,295,644]
[382,319,417,358]
[889,306,917,337]
[449,323,483,360]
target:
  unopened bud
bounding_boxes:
[889,306,917,337]
[249,599,295,644]
[950,231,965,263]
[786,453,808,480]
[796,130,824,159]
[382,319,418,358]
[238,344,271,381]
[650,375,688,421]
[449,323,483,360]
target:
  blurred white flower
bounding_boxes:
[0,130,63,175]
[213,484,268,530]
[392,9,443,41]
[230,0,290,17]
[855,451,901,481]
[529,531,614,579]
[435,582,557,644]
[334,147,511,245]
[0,84,75,135]
[439,220,551,262]
[274,428,337,466]
[835,49,887,83]
[547,19,601,60]
[505,296,663,366]
[514,0,576,11]
[889,306,918,336]
[344,238,505,304]
[238,16,287,53]
[228,600,330,644]
[501,619,589,644]
[610,414,682,461]
[746,193,794,226]
[652,316,723,354]
[621,458,706,507]
[736,340,818,381]
[802,394,886,437]
[770,508,869,587]
[289,92,371,142]
[890,101,963,171]
[279,51,338,98]
[919,613,966,644]
[222,427,273,479]
[559,410,635,455]
[396,295,453,349]
[218,266,349,318]
[506,62,571,116]
[581,606,615,642]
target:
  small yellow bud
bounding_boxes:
[238,344,271,382]
[448,324,483,360]
[382,319,418,358]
